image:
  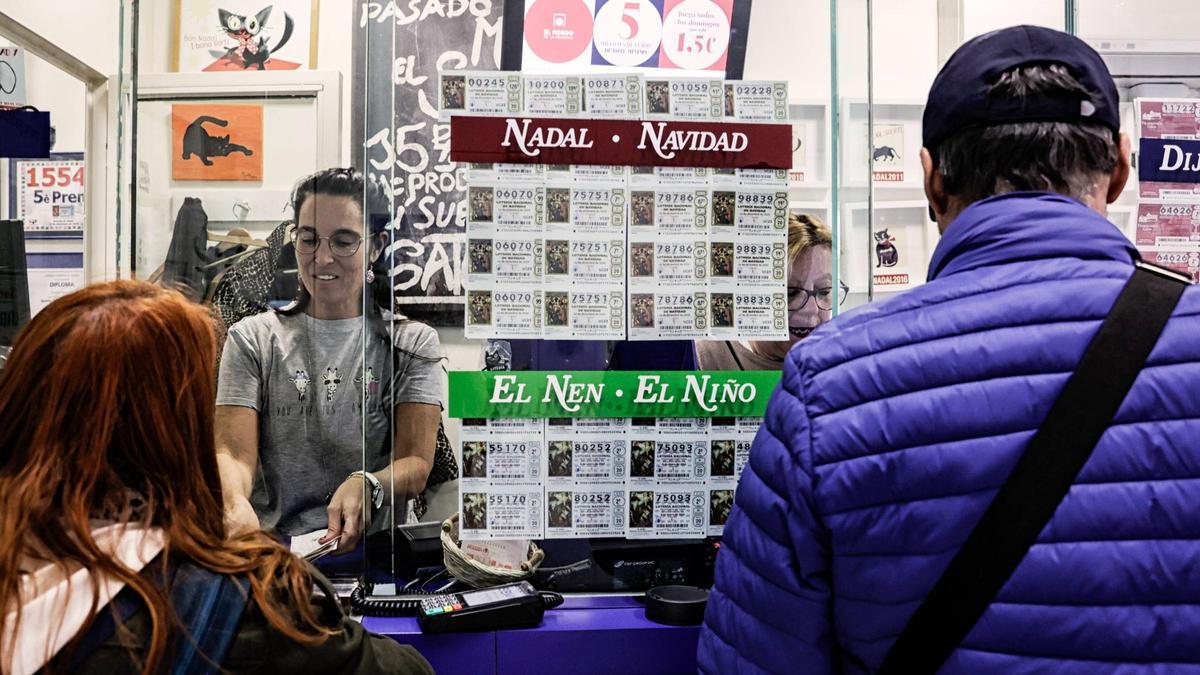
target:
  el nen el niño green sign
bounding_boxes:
[448,371,783,418]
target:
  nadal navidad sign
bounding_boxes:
[449,115,792,169]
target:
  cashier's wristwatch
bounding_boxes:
[349,471,384,511]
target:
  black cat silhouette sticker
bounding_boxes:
[182,116,253,166]
[872,145,899,162]
[172,103,263,181]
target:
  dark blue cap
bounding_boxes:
[923,25,1120,150]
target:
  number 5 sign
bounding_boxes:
[8,153,86,239]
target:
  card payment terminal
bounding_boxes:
[417,581,547,633]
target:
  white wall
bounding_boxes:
[1,3,119,255]
[741,0,940,101]
[2,0,119,152]
[3,0,119,74]
[742,0,831,97]
[963,0,1065,40]
[1078,0,1200,40]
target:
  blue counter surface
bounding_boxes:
[361,594,701,675]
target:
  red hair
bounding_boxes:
[0,281,330,673]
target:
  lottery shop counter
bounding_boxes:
[314,515,715,675]
[363,594,702,675]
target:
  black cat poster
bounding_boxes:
[171,104,263,181]
[173,0,317,72]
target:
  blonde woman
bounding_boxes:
[696,213,845,370]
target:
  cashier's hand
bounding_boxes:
[319,477,372,555]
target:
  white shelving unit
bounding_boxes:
[787,100,832,193]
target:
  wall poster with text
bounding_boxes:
[8,153,85,240]
[353,0,506,325]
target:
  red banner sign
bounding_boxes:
[450,115,792,170]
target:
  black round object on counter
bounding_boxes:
[644,585,709,626]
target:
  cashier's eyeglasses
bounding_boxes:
[293,228,364,257]
[788,282,849,311]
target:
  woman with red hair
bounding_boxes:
[0,281,431,674]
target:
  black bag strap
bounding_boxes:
[879,263,1190,674]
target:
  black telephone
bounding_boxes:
[417,581,547,633]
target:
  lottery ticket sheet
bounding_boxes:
[582,74,644,118]
[1137,99,1200,200]
[626,488,707,539]
[543,183,627,340]
[628,419,709,486]
[626,418,709,538]
[711,189,789,340]
[457,416,761,540]
[1132,99,1200,280]
[706,417,759,535]
[1134,202,1200,280]
[459,418,546,540]
[466,183,545,236]
[439,71,523,120]
[723,80,789,122]
[644,78,723,120]
[718,83,793,186]
[458,77,790,343]
[523,75,583,116]
[544,418,629,538]
[627,187,710,340]
[465,287,543,340]
[465,182,546,339]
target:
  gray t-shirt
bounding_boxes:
[217,311,445,535]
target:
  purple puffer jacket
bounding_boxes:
[699,192,1200,674]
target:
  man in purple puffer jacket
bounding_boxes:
[699,26,1200,674]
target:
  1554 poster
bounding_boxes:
[8,153,85,239]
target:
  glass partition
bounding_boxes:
[117,0,1126,589]
[130,2,382,583]
[0,8,117,339]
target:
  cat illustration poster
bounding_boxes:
[869,220,925,290]
[173,0,318,72]
[171,104,263,181]
[871,123,906,183]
